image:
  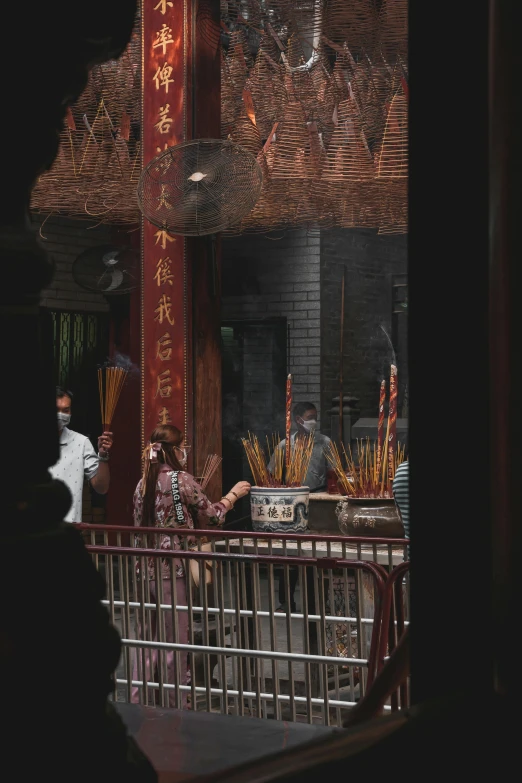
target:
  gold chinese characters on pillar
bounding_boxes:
[142,1,190,443]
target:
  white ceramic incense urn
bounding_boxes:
[250,486,310,533]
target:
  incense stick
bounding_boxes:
[388,364,398,481]
[377,379,386,476]
[285,374,292,470]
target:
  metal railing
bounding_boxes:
[77,524,409,726]
[377,560,411,711]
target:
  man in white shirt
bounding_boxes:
[50,387,113,522]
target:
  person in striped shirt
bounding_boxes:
[393,457,409,550]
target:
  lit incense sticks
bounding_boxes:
[376,379,386,476]
[285,374,292,471]
[387,365,398,482]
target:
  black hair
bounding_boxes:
[293,401,316,420]
[56,386,74,400]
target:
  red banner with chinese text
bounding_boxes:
[142,0,190,446]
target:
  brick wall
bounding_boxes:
[222,228,322,425]
[32,214,111,312]
[320,228,408,433]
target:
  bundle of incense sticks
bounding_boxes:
[242,431,314,488]
[376,379,386,476]
[198,454,222,491]
[387,365,398,481]
[325,439,406,498]
[97,365,128,431]
[285,374,292,469]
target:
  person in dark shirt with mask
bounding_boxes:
[269,402,332,494]
[268,402,332,612]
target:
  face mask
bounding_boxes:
[300,419,317,433]
[178,448,188,467]
[57,412,71,429]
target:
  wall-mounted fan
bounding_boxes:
[72,245,139,296]
[137,139,263,236]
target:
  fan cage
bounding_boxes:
[137,139,264,237]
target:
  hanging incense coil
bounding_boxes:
[225,29,252,93]
[358,58,392,152]
[377,180,408,234]
[321,97,375,182]
[375,91,408,179]
[269,97,316,180]
[285,36,321,121]
[308,46,336,134]
[328,46,355,105]
[247,43,288,138]
[226,106,262,156]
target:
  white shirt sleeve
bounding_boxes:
[83,436,100,482]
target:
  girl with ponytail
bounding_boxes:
[131,424,250,708]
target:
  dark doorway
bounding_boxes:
[221,318,287,528]
[49,308,110,511]
[50,309,110,441]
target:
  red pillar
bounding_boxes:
[142,1,221,483]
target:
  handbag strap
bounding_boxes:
[170,471,187,525]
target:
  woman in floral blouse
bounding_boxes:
[131,424,250,708]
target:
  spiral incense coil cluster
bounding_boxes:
[31,15,142,224]
[220,2,408,235]
[30,1,407,232]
